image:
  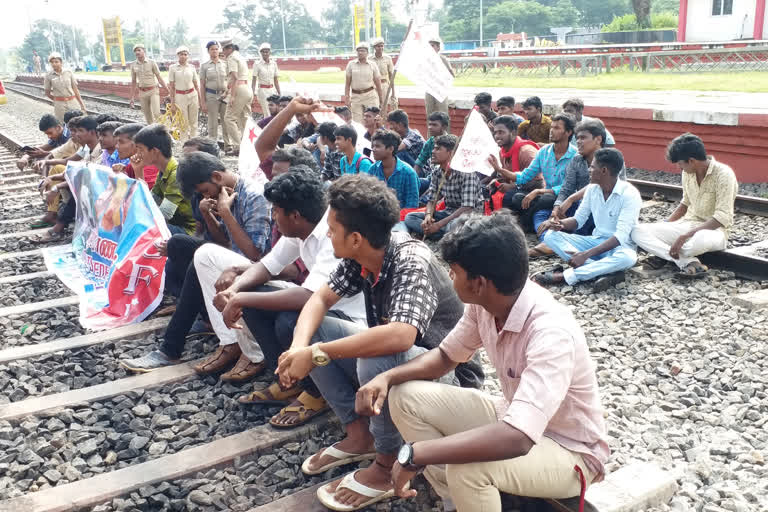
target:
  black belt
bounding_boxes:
[205,88,219,95]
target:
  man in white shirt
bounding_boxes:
[535,148,641,292]
[213,169,366,429]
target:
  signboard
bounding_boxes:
[102,17,126,66]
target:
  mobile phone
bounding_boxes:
[21,145,36,152]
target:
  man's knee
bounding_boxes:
[446,461,492,490]
[357,351,408,386]
[543,229,562,246]
[192,242,223,270]
[502,191,524,211]
[615,249,638,269]
[274,311,300,343]
[167,234,195,260]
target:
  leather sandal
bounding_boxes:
[220,355,266,382]
[193,344,241,375]
[269,392,329,429]
[238,381,302,405]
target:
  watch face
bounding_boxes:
[397,444,410,465]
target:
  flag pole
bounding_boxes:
[381,18,414,116]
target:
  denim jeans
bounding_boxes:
[533,202,595,241]
[502,191,556,232]
[308,316,457,454]
[403,210,457,240]
[542,231,637,285]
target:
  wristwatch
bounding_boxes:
[397,443,425,472]
[311,344,331,367]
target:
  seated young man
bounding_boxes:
[133,124,196,235]
[631,133,738,278]
[361,106,383,157]
[486,116,539,198]
[536,148,641,291]
[517,96,552,146]
[121,151,271,377]
[317,121,344,182]
[275,175,483,511]
[499,113,577,232]
[495,96,524,124]
[16,113,71,171]
[257,94,281,129]
[335,125,373,176]
[368,129,420,209]
[39,115,103,242]
[561,98,615,147]
[334,105,368,154]
[413,111,450,201]
[213,170,366,427]
[96,121,130,168]
[356,212,609,512]
[386,109,424,168]
[403,134,482,240]
[530,118,607,258]
[112,123,159,188]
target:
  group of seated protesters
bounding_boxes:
[16,92,738,512]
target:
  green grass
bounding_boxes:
[77,69,768,92]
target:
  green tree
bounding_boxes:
[572,0,632,27]
[17,19,89,68]
[380,0,408,44]
[485,0,558,37]
[163,18,189,49]
[437,0,504,41]
[322,0,353,47]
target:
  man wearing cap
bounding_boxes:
[251,43,281,118]
[168,46,202,142]
[371,38,397,113]
[44,53,87,121]
[130,44,168,124]
[345,43,384,123]
[200,41,233,150]
[425,37,454,126]
[222,39,254,156]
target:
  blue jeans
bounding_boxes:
[308,316,456,454]
[542,231,637,285]
[403,210,457,240]
[533,202,595,241]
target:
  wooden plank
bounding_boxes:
[2,191,38,201]
[0,270,53,284]
[0,361,199,421]
[0,227,47,240]
[0,316,169,364]
[0,183,37,193]
[0,418,333,512]
[0,246,66,261]
[0,295,78,317]
[250,482,329,512]
[0,215,40,225]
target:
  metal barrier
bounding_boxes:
[452,45,768,77]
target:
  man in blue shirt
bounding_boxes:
[535,148,641,292]
[16,113,73,170]
[368,129,420,209]
[502,113,577,232]
[97,121,131,168]
[335,125,373,176]
[386,109,425,168]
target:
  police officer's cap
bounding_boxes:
[371,37,385,46]
[355,42,369,51]
[48,52,62,62]
[132,43,145,52]
[176,46,190,54]
[259,43,272,51]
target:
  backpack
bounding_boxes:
[354,155,373,174]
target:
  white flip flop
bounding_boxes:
[316,469,405,512]
[301,443,376,476]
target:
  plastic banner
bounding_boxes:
[450,109,498,176]
[43,162,169,330]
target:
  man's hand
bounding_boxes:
[551,205,562,219]
[355,373,390,416]
[420,215,434,232]
[16,156,29,171]
[129,98,135,108]
[218,186,237,214]
[39,177,53,195]
[423,221,441,237]
[670,233,692,259]
[570,251,589,268]
[290,96,332,116]
[214,268,239,292]
[153,240,168,257]
[276,346,313,389]
[221,293,244,329]
[29,149,48,158]
[521,189,540,209]
[343,95,351,107]
[536,219,554,237]
[45,188,59,204]
[112,163,126,174]
[199,197,218,217]
[391,463,419,499]
[201,103,208,114]
[487,154,502,172]
[213,288,235,312]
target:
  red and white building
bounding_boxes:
[678,0,767,41]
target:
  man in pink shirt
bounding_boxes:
[356,211,609,512]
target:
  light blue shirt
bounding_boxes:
[574,179,641,248]
[516,143,577,196]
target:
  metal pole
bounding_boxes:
[279,0,288,54]
[480,0,483,47]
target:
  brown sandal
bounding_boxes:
[528,243,553,259]
[238,381,302,405]
[220,355,265,382]
[193,344,241,375]
[269,392,329,429]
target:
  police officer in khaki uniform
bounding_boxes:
[424,36,455,126]
[129,44,169,124]
[344,42,383,123]
[200,41,232,149]
[251,42,281,118]
[44,53,87,121]
[221,38,253,156]
[168,46,202,143]
[371,37,397,113]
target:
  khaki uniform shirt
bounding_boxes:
[681,156,739,234]
[200,60,227,94]
[131,60,160,87]
[77,142,103,164]
[371,55,394,82]
[44,70,77,97]
[345,60,381,91]
[168,63,198,91]
[252,58,279,85]
[50,138,80,159]
[226,51,250,81]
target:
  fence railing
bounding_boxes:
[451,46,768,77]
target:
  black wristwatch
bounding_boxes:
[397,443,425,472]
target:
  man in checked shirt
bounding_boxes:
[276,174,483,511]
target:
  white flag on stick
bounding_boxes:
[395,29,453,102]
[450,109,498,176]
[238,117,267,190]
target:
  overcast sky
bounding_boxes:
[0,0,335,50]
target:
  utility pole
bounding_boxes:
[480,0,484,47]
[279,0,288,53]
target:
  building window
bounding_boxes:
[712,0,733,15]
